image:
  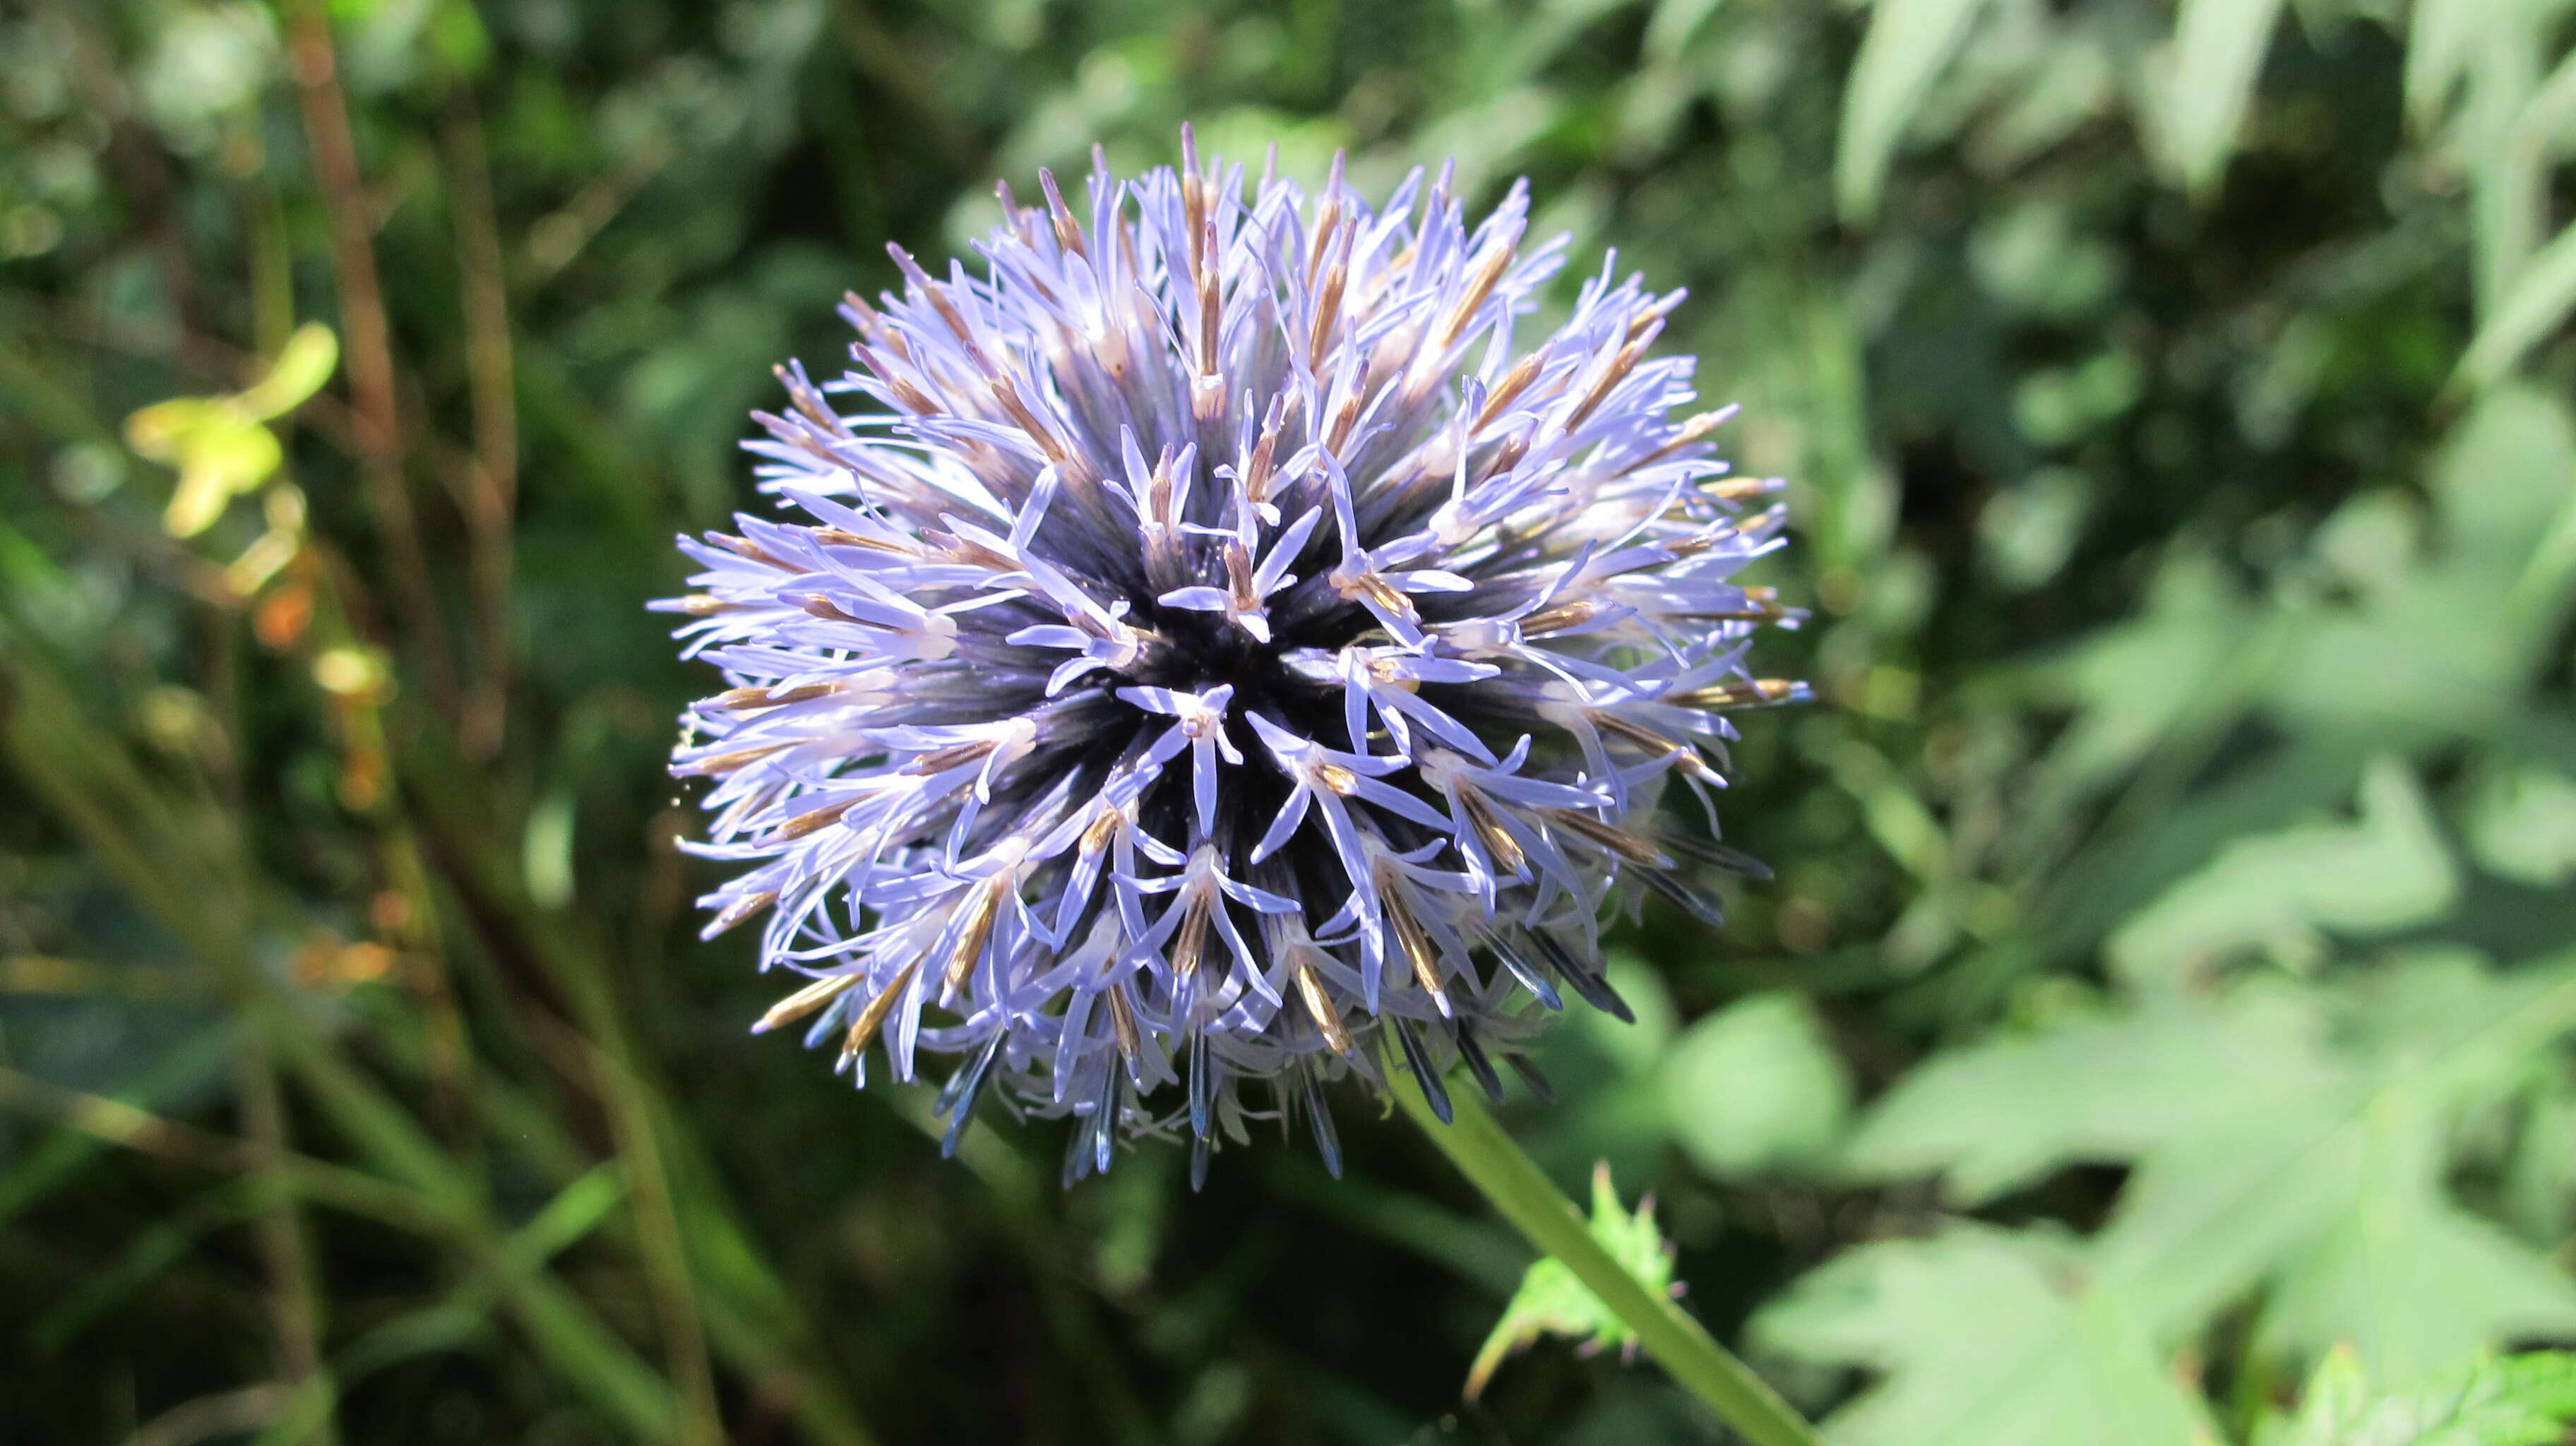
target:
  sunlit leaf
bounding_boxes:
[1659,991,1849,1178]
[1840,950,2576,1403]
[2465,764,2576,888]
[160,421,284,538]
[2261,1346,2576,1446]
[232,322,339,422]
[2106,758,2456,986]
[1835,0,1996,220]
[2151,0,2286,192]
[2456,220,2576,391]
[2025,551,2258,808]
[2402,0,2491,130]
[2094,953,2576,1382]
[1845,981,2335,1205]
[1465,1163,1679,1401]
[1755,1223,2204,1446]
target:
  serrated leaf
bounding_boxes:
[2027,550,2257,808]
[2092,955,2576,1382]
[2107,758,2455,986]
[2270,1345,2373,1446]
[2268,389,2576,726]
[2254,1093,2576,1387]
[1835,0,1996,220]
[1660,991,1849,1178]
[1465,1163,1678,1401]
[1753,1223,2204,1446]
[2152,0,2289,193]
[1844,981,2336,1205]
[1841,950,2576,1405]
[2263,1346,2576,1446]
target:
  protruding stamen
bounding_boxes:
[1457,789,1526,876]
[1547,808,1670,866]
[1037,168,1087,257]
[1295,961,1354,1056]
[1104,984,1145,1063]
[775,799,854,840]
[837,960,919,1072]
[755,972,860,1034]
[713,682,842,710]
[676,741,792,777]
[1674,678,1804,710]
[1384,885,1450,1015]
[710,890,780,936]
[941,876,1008,1003]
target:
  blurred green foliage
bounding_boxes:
[4,0,2575,1442]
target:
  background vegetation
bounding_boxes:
[4,0,2575,1442]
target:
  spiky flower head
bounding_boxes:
[660,131,1804,1185]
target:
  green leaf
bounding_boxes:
[2457,220,2576,392]
[503,1163,627,1272]
[2267,390,2576,729]
[2253,1089,2576,1387]
[2270,1346,2372,1446]
[2152,0,2288,193]
[2107,758,2455,986]
[1842,951,2576,1398]
[1844,981,2337,1205]
[1753,1223,2204,1446]
[2026,550,2259,809]
[2262,1346,2576,1446]
[2464,763,2576,888]
[2093,954,2576,1382]
[1835,0,1995,221]
[2402,0,2491,130]
[1660,992,1850,1178]
[1465,1163,1679,1401]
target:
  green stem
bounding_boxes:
[1385,1065,1828,1446]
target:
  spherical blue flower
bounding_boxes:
[660,132,1804,1185]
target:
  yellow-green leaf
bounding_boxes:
[232,322,339,422]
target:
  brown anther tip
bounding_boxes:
[712,890,780,936]
[715,682,838,710]
[775,799,853,841]
[1105,986,1145,1060]
[712,533,797,570]
[753,969,857,1034]
[679,741,792,777]
[838,962,919,1070]
[1295,961,1356,1057]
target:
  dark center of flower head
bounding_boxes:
[658,129,1806,1186]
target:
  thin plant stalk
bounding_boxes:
[1385,1064,1828,1446]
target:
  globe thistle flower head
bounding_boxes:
[661,131,1806,1186]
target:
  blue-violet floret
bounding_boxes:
[660,131,1805,1185]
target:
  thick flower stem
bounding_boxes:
[1386,1066,1829,1446]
